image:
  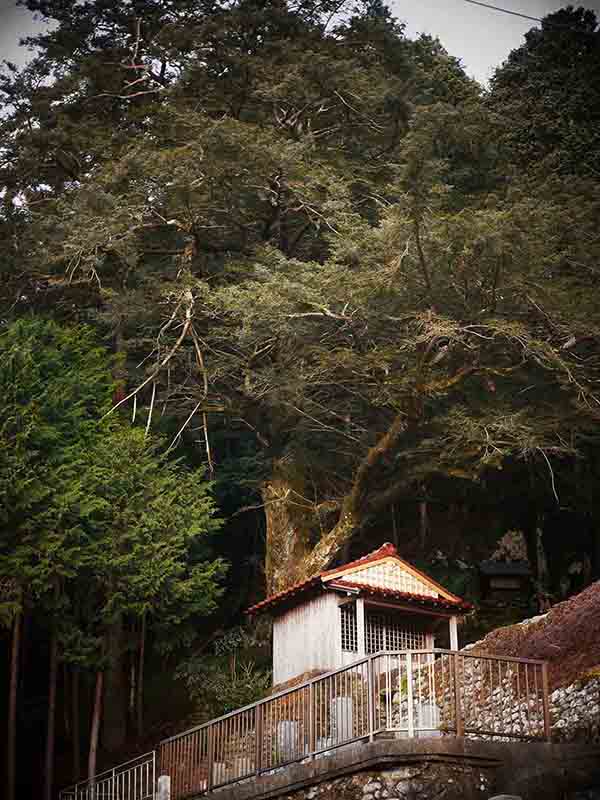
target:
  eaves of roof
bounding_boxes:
[245,575,323,616]
[330,579,473,613]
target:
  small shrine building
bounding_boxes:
[247,543,472,685]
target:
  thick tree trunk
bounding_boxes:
[88,671,104,780]
[103,615,127,751]
[7,610,21,800]
[72,666,80,782]
[44,627,59,800]
[262,475,318,593]
[275,366,479,586]
[136,613,146,739]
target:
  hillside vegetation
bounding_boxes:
[1,2,600,798]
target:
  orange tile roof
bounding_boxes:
[245,542,470,616]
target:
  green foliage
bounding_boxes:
[488,7,600,178]
[0,318,115,625]
[181,658,272,719]
[177,626,272,720]
[1,0,600,605]
[4,5,600,792]
[0,318,225,667]
[56,423,226,658]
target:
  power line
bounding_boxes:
[464,0,598,35]
[464,0,542,25]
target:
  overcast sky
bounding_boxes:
[1,0,599,85]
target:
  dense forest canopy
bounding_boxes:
[1,1,600,798]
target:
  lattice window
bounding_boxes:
[340,603,358,652]
[365,611,426,654]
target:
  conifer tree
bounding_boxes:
[0,319,225,793]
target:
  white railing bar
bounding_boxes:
[60,753,155,797]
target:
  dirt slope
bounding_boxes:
[469,581,600,690]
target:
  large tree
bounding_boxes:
[488,6,600,179]
[2,1,600,603]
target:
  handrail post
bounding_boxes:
[406,652,414,738]
[385,653,391,730]
[367,656,375,741]
[453,653,464,737]
[542,662,551,742]
[255,703,263,775]
[308,683,316,756]
[112,766,116,800]
[207,724,214,792]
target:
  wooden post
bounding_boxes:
[406,652,414,738]
[356,598,366,658]
[541,663,551,742]
[453,653,464,737]
[449,616,458,651]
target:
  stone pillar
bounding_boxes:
[331,696,353,742]
[277,720,300,761]
[157,775,171,800]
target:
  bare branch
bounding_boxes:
[103,294,194,419]
[166,399,203,454]
[144,381,156,439]
[538,447,560,504]
[202,412,214,476]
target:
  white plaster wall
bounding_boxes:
[273,593,341,684]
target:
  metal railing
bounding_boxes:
[59,752,156,800]
[158,649,550,799]
[59,649,550,800]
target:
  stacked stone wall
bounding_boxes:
[549,674,600,744]
[277,762,494,800]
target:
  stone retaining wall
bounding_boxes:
[549,674,600,743]
[463,609,600,745]
[213,738,600,800]
[277,762,494,800]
